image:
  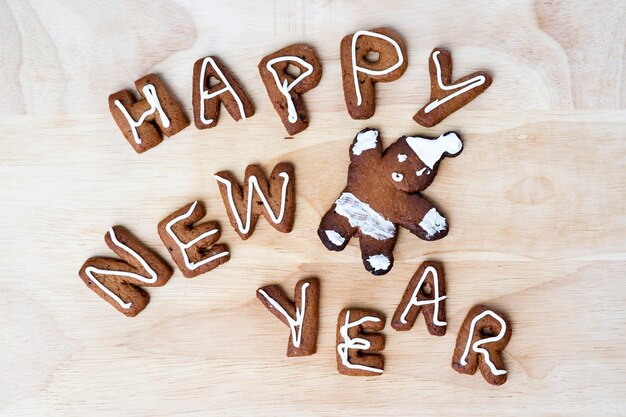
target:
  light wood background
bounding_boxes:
[1,0,625,415]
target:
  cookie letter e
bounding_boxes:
[340,28,408,119]
[336,308,386,376]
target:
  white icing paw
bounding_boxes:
[366,254,391,272]
[325,230,346,247]
[418,207,448,240]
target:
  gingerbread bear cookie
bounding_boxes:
[452,305,512,385]
[318,128,462,275]
[214,162,295,240]
[258,44,322,136]
[109,73,189,153]
[158,201,230,278]
[340,27,408,119]
[257,278,319,357]
[392,261,447,336]
[192,56,255,129]
[336,308,386,376]
[78,226,173,317]
[413,48,492,127]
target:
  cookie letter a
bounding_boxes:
[192,56,255,129]
[340,27,407,119]
[257,278,319,357]
[109,73,189,153]
[336,308,385,376]
[258,44,322,135]
[452,305,512,385]
[214,162,295,240]
[392,261,447,336]
[78,226,172,317]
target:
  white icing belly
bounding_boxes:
[334,192,396,240]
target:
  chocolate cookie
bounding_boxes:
[214,162,295,240]
[392,261,447,336]
[318,128,462,275]
[78,226,173,317]
[109,73,189,153]
[257,278,320,357]
[258,44,322,135]
[158,201,230,278]
[452,305,512,385]
[192,56,255,129]
[413,48,492,127]
[336,308,385,376]
[340,28,408,119]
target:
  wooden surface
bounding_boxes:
[1,0,625,415]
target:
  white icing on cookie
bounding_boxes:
[460,310,507,376]
[325,230,346,246]
[258,282,310,348]
[419,207,447,238]
[266,56,314,123]
[406,132,462,169]
[397,154,408,162]
[416,167,430,177]
[352,129,379,155]
[84,227,158,310]
[350,30,404,106]
[367,254,391,271]
[214,172,290,234]
[165,201,229,271]
[198,57,246,125]
[391,172,403,182]
[399,265,447,325]
[114,84,170,145]
[337,310,384,374]
[334,192,396,240]
[424,50,486,114]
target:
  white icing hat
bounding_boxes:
[405,132,462,169]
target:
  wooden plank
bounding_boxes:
[0,0,625,415]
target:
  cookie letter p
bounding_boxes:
[340,28,408,119]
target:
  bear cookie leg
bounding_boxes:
[318,206,354,251]
[359,235,397,275]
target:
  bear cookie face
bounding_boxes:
[318,128,463,275]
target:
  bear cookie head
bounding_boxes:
[382,132,463,193]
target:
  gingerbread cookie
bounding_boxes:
[109,73,189,153]
[392,261,447,336]
[413,48,492,127]
[452,305,512,385]
[340,28,407,120]
[258,44,322,135]
[78,226,172,317]
[157,201,230,278]
[256,278,319,357]
[192,56,255,129]
[318,128,462,275]
[214,162,295,240]
[336,308,385,376]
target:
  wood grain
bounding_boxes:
[1,0,625,415]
